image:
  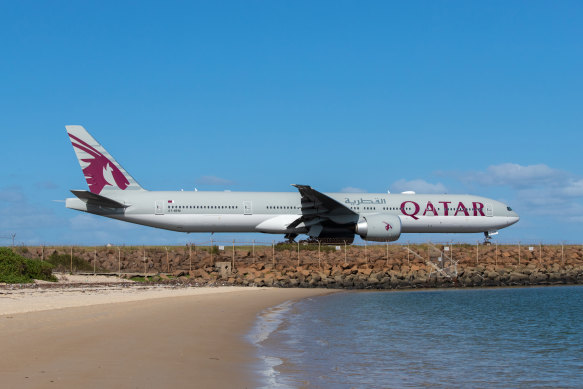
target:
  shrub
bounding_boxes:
[0,247,57,283]
[45,252,95,272]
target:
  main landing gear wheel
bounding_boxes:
[284,233,298,243]
[483,231,497,245]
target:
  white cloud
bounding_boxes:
[195,175,235,186]
[560,178,583,197]
[463,163,562,188]
[456,163,583,223]
[0,187,26,203]
[0,188,62,244]
[340,187,367,193]
[391,179,447,194]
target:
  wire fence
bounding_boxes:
[6,240,583,275]
[0,234,16,247]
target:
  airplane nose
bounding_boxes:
[507,216,520,226]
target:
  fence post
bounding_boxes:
[41,245,44,261]
[143,246,147,276]
[272,240,275,266]
[385,241,389,266]
[407,242,410,265]
[118,247,121,276]
[211,238,214,265]
[232,239,235,270]
[70,246,73,273]
[189,243,192,273]
[364,240,368,262]
[518,242,521,265]
[344,240,347,265]
[495,242,498,267]
[476,242,479,265]
[165,247,169,273]
[297,241,300,267]
[427,243,430,263]
[252,239,255,264]
[94,248,97,275]
[318,240,321,269]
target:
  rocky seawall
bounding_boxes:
[16,244,583,289]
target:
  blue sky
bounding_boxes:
[1,1,582,246]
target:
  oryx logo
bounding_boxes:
[69,133,129,194]
[384,222,392,231]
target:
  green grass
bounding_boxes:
[0,247,57,283]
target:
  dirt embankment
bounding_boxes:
[14,244,583,289]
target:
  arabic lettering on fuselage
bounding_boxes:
[344,197,387,206]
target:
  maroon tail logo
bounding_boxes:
[69,133,129,194]
[384,222,392,231]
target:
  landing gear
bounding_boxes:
[284,233,298,243]
[483,230,498,245]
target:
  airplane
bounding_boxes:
[65,125,519,244]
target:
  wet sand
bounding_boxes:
[0,286,331,388]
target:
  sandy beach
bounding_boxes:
[0,280,332,388]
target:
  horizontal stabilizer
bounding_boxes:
[70,190,129,208]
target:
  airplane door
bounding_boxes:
[155,200,164,215]
[244,201,252,215]
[485,203,493,217]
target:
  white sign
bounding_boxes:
[529,246,534,251]
[336,246,341,251]
[219,246,225,251]
[438,257,442,262]
[444,247,450,251]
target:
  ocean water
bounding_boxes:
[248,286,583,388]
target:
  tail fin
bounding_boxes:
[66,125,145,194]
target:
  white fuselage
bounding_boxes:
[66,190,519,236]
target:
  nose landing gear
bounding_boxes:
[483,230,498,245]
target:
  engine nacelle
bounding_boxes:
[355,214,402,242]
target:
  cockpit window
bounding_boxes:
[507,206,513,211]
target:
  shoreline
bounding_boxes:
[0,284,334,388]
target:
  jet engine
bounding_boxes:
[355,214,402,242]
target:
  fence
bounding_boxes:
[8,240,583,276]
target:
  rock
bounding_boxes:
[360,268,373,276]
[529,272,547,283]
[340,262,352,270]
[509,272,528,283]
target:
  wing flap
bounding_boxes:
[289,185,358,236]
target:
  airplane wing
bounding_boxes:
[288,185,358,230]
[70,190,129,208]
